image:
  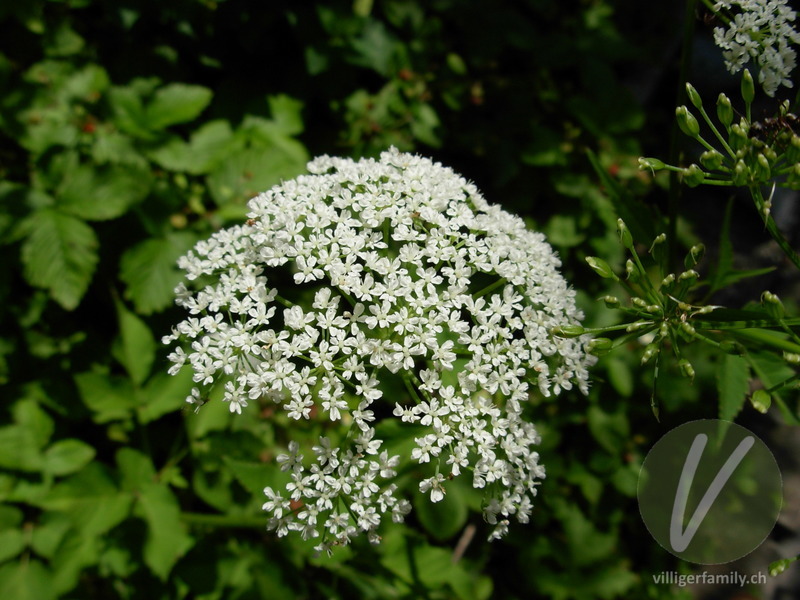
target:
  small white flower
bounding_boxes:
[166,148,595,548]
[713,0,800,96]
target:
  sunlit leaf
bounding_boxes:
[20,209,98,310]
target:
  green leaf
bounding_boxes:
[12,397,54,449]
[0,426,45,472]
[30,514,72,559]
[116,447,157,492]
[552,498,617,566]
[148,121,238,174]
[50,530,102,594]
[38,463,133,536]
[138,368,194,424]
[587,405,629,455]
[222,456,270,496]
[136,482,194,579]
[56,164,152,221]
[0,529,25,563]
[414,479,468,541]
[74,371,137,423]
[267,95,305,136]
[717,354,750,422]
[112,299,156,386]
[44,439,96,476]
[207,139,308,206]
[20,209,99,310]
[146,83,212,130]
[119,233,197,315]
[0,559,56,600]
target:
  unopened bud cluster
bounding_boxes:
[640,75,800,198]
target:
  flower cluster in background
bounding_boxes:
[713,0,800,96]
[164,148,595,553]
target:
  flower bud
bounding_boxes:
[676,106,701,138]
[730,123,748,150]
[783,352,800,365]
[762,291,784,320]
[585,256,618,280]
[700,149,725,171]
[717,93,733,129]
[750,389,771,413]
[678,359,695,380]
[601,295,620,308]
[617,218,633,250]
[686,82,703,109]
[741,69,755,104]
[641,342,660,364]
[678,269,699,284]
[587,337,613,356]
[684,244,705,268]
[787,135,800,163]
[625,258,640,282]
[732,159,749,186]
[755,153,771,181]
[659,273,675,290]
[638,157,666,171]
[682,164,705,187]
[552,324,586,338]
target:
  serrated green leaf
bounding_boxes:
[136,482,193,579]
[112,299,155,385]
[119,233,197,315]
[74,371,137,423]
[56,164,151,221]
[20,209,98,310]
[146,83,212,129]
[38,463,133,536]
[718,354,749,422]
[0,559,56,600]
[44,439,96,476]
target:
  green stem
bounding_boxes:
[750,185,800,270]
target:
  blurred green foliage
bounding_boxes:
[0,0,760,598]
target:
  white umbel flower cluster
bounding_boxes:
[164,148,595,553]
[713,0,800,96]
